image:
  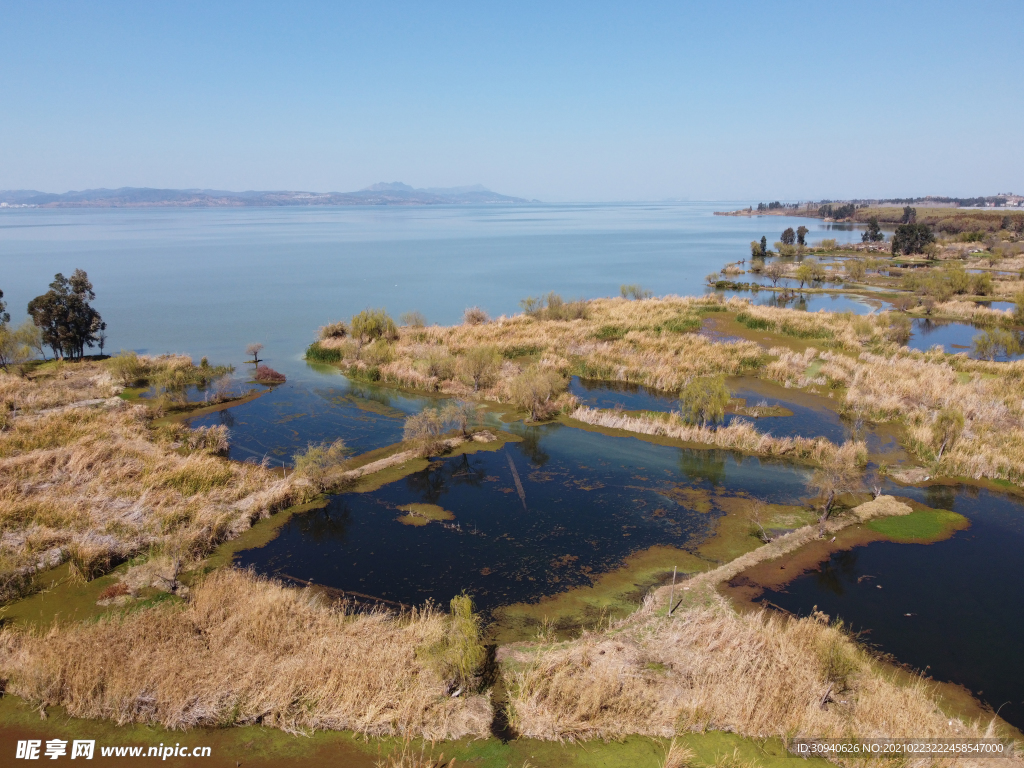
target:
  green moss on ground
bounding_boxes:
[867,508,969,543]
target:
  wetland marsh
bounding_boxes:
[3,203,1024,763]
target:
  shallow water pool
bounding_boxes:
[237,423,811,613]
[188,375,436,465]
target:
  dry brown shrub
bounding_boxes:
[463,306,489,326]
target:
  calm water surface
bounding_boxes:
[759,484,1024,729]
[0,203,874,378]
[908,318,1024,360]
[238,424,811,613]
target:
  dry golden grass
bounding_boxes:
[313,296,1024,484]
[570,407,860,465]
[504,498,1021,765]
[323,296,770,397]
[0,569,491,738]
[0,360,297,600]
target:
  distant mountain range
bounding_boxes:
[0,182,535,208]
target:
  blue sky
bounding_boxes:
[1,1,1020,201]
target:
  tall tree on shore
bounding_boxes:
[760,236,768,258]
[891,223,934,255]
[796,225,809,246]
[27,270,104,360]
[862,217,885,243]
[780,227,796,246]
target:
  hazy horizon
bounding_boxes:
[2,2,1021,201]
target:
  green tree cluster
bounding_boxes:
[891,223,935,255]
[780,227,796,246]
[861,217,885,243]
[26,270,104,360]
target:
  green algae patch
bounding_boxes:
[698,498,815,565]
[154,388,269,426]
[397,503,455,526]
[328,392,406,419]
[867,508,969,543]
[0,562,132,631]
[490,545,710,643]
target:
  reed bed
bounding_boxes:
[0,569,490,739]
[0,361,297,600]
[569,406,857,465]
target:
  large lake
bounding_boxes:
[0,203,868,377]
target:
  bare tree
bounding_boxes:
[245,343,264,365]
[807,444,863,537]
[764,261,786,287]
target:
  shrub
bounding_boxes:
[969,272,993,296]
[521,293,589,321]
[440,401,476,436]
[816,628,859,692]
[459,346,500,391]
[544,293,589,321]
[108,351,147,386]
[293,439,350,493]
[933,407,964,459]
[886,315,912,345]
[361,339,395,366]
[816,238,838,251]
[678,376,729,428]
[415,348,455,382]
[403,410,446,456]
[519,296,543,316]
[254,365,286,383]
[318,321,348,340]
[399,311,427,328]
[973,328,1022,361]
[351,309,398,346]
[620,284,652,301]
[508,366,566,421]
[463,307,489,326]
[417,593,486,691]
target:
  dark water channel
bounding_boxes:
[187,375,435,465]
[237,424,811,613]
[759,484,1024,730]
[568,376,900,454]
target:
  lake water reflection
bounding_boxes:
[237,424,811,613]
